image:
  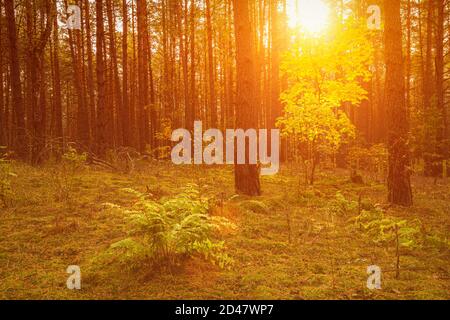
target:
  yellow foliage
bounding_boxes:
[278,19,373,153]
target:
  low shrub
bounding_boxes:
[102,184,235,271]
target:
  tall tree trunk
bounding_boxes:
[187,0,197,133]
[435,0,446,166]
[181,0,190,129]
[406,0,412,114]
[122,0,130,147]
[270,0,281,129]
[424,0,436,176]
[106,0,124,146]
[68,5,89,149]
[130,0,138,148]
[85,0,96,144]
[52,3,63,152]
[25,0,52,164]
[205,0,217,127]
[0,8,4,147]
[96,0,108,156]
[226,0,234,129]
[232,0,261,196]
[5,0,27,159]
[137,0,151,152]
[384,0,413,206]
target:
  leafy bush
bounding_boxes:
[363,217,421,249]
[353,207,422,278]
[0,148,16,207]
[353,207,421,246]
[103,184,235,270]
[330,192,357,215]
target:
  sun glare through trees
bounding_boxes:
[287,0,331,33]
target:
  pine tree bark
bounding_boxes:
[25,0,52,164]
[122,0,130,147]
[269,0,281,129]
[233,0,261,196]
[435,0,447,166]
[52,2,63,151]
[68,9,89,149]
[406,0,412,114]
[384,0,413,206]
[205,0,217,127]
[5,0,27,159]
[96,0,108,156]
[424,0,437,176]
[106,0,124,146]
[0,11,4,147]
[137,0,151,152]
[84,0,96,144]
[187,0,197,133]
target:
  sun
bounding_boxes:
[287,0,330,34]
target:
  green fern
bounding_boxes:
[104,184,235,270]
[330,192,358,215]
[353,208,422,249]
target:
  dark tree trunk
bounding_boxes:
[68,22,89,148]
[423,0,437,176]
[181,0,190,129]
[85,0,96,144]
[106,0,124,146]
[122,0,130,147]
[205,0,217,127]
[25,0,52,164]
[137,0,151,152]
[270,0,281,129]
[232,0,261,196]
[384,0,413,206]
[5,0,27,159]
[52,3,63,150]
[96,0,108,156]
[0,10,4,147]
[188,0,197,133]
[435,0,447,167]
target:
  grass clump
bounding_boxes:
[240,200,270,214]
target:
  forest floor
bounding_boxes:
[0,160,449,300]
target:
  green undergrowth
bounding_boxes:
[0,161,448,300]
